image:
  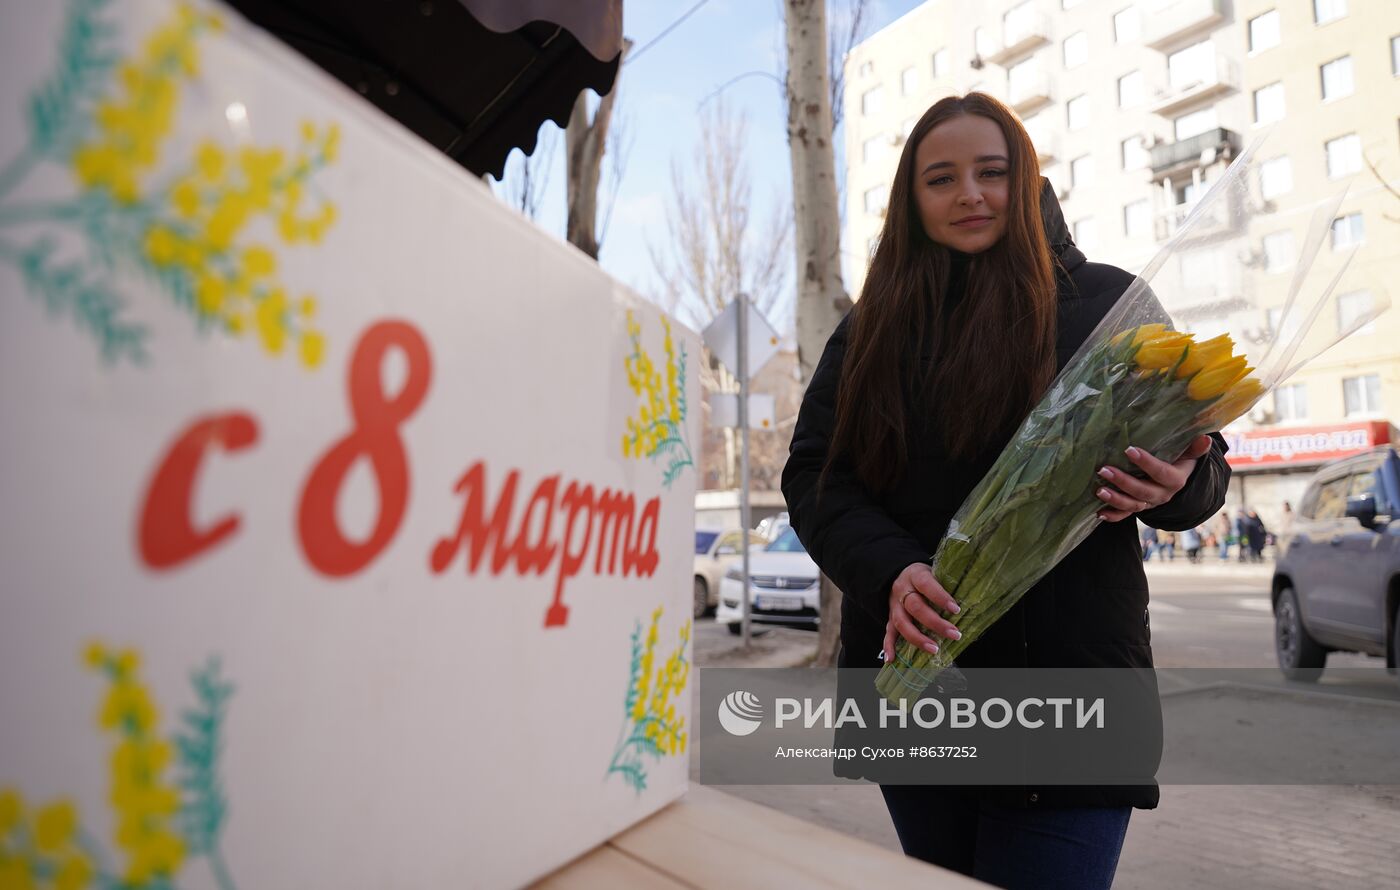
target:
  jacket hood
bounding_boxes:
[1039,177,1086,275]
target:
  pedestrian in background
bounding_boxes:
[1215,511,1232,561]
[1141,524,1159,562]
[1160,531,1176,561]
[1182,526,1202,563]
[1246,510,1267,563]
[1234,508,1250,562]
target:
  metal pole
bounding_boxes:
[737,293,752,648]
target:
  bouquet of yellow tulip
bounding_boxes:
[875,133,1388,704]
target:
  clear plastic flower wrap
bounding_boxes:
[876,132,1391,704]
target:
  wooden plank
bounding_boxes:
[530,843,694,889]
[608,786,990,889]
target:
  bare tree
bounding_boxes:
[826,0,869,134]
[785,0,852,668]
[566,40,633,258]
[649,99,791,490]
[649,100,790,329]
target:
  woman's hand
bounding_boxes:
[883,562,961,663]
[1095,435,1212,523]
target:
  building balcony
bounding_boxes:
[1149,126,1239,179]
[1142,0,1225,51]
[986,12,1052,66]
[1147,57,1240,117]
[1008,72,1052,115]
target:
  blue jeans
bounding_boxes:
[880,785,1131,890]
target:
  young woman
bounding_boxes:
[781,93,1231,889]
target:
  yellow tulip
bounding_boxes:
[1175,333,1236,379]
[1135,337,1191,370]
[1187,357,1250,400]
[1112,323,1167,348]
[1199,376,1266,427]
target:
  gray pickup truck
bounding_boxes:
[1272,445,1400,685]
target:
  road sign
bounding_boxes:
[702,298,780,377]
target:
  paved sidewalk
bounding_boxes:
[1143,559,1274,581]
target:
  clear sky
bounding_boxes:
[489,0,924,336]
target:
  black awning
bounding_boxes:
[226,0,623,179]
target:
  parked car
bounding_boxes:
[1271,445,1400,686]
[694,528,767,618]
[715,527,820,634]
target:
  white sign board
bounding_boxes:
[0,2,696,888]
[708,392,776,430]
[701,297,781,378]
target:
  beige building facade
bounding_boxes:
[843,0,1400,527]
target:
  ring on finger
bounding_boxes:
[901,590,920,610]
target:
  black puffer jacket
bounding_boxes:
[781,182,1231,808]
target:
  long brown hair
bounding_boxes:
[828,93,1058,492]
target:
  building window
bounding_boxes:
[863,185,885,215]
[1168,40,1215,91]
[1118,70,1144,107]
[1008,57,1039,98]
[1330,212,1365,250]
[862,134,885,164]
[858,61,874,77]
[1274,384,1307,421]
[975,27,995,59]
[1262,230,1295,273]
[1325,133,1362,178]
[1320,56,1354,100]
[861,85,883,116]
[901,66,918,96]
[1343,374,1381,417]
[932,48,949,78]
[1337,290,1377,335]
[1173,106,1218,141]
[1253,82,1286,125]
[1004,2,1035,42]
[1121,136,1150,171]
[1314,0,1347,25]
[1123,199,1150,239]
[1073,217,1098,250]
[1063,31,1089,69]
[1114,7,1141,44]
[1392,36,1399,76]
[1071,154,1095,189]
[1249,11,1281,52]
[1260,156,1293,199]
[1174,178,1208,207]
[1067,94,1090,130]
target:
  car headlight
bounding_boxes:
[724,567,743,581]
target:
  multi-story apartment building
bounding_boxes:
[843,0,1400,524]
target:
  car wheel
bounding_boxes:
[1275,587,1325,682]
[693,577,709,618]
